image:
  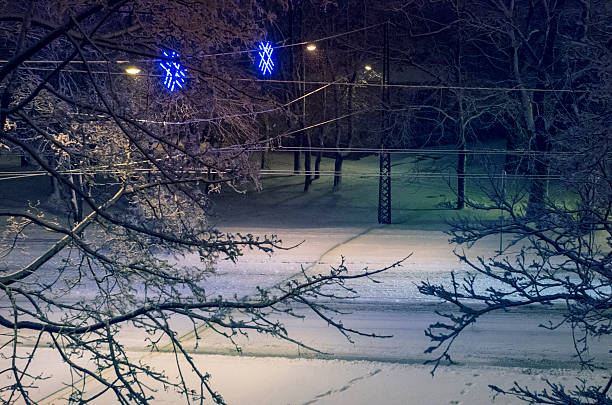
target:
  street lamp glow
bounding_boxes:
[306,44,317,52]
[364,65,372,71]
[125,66,141,75]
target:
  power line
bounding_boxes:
[271,23,385,51]
[0,60,131,64]
[0,147,576,180]
[261,110,368,141]
[50,79,341,126]
[0,168,565,181]
[0,172,44,181]
[12,65,590,94]
[2,144,602,160]
[257,170,563,180]
[14,66,165,77]
[174,22,386,58]
[139,79,343,125]
[240,79,590,94]
[219,146,596,156]
[0,22,384,66]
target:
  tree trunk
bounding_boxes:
[526,0,562,215]
[314,135,322,180]
[331,81,342,191]
[504,132,520,174]
[49,176,60,200]
[333,154,343,192]
[457,136,466,210]
[333,72,357,193]
[303,134,312,192]
[289,0,301,175]
[527,119,549,214]
[293,141,301,173]
[314,86,326,180]
[260,121,269,170]
[71,175,83,223]
[69,155,83,223]
[455,0,466,210]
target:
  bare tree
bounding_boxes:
[418,1,612,398]
[0,2,400,403]
[419,124,611,403]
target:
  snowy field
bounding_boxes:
[2,152,610,404]
[28,351,612,405]
[7,224,611,404]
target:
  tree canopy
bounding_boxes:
[0,1,400,403]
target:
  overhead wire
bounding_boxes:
[0,22,385,65]
[13,66,165,77]
[2,23,591,136]
[139,78,344,125]
[0,167,565,181]
[12,65,590,94]
[269,22,386,51]
[0,172,46,181]
[217,145,599,156]
[238,79,590,94]
[239,109,369,146]
[0,147,601,157]
[3,17,589,99]
[0,144,578,182]
[17,73,342,126]
[1,19,599,174]
[2,142,603,160]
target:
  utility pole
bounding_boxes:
[378,21,391,224]
[303,43,316,192]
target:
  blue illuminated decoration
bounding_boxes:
[257,42,275,75]
[159,50,186,92]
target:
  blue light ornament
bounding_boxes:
[257,42,275,75]
[159,50,186,92]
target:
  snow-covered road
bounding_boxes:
[4,224,611,404]
[6,224,610,367]
[186,225,502,302]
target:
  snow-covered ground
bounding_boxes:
[3,153,610,404]
[31,350,612,405]
[11,224,610,404]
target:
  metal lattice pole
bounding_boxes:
[378,21,391,224]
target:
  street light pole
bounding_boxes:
[378,21,391,224]
[303,44,316,192]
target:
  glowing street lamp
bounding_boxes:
[305,44,317,52]
[364,65,372,71]
[125,65,141,75]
